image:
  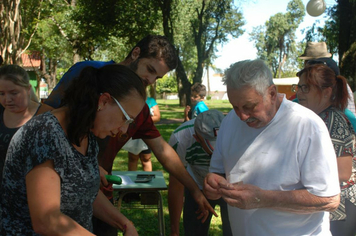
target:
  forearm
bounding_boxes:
[33,212,95,236]
[184,106,190,121]
[93,190,133,232]
[168,175,184,235]
[151,115,160,123]
[262,189,340,214]
[151,138,200,194]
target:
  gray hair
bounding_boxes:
[223,59,273,96]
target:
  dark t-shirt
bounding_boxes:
[0,106,20,181]
[1,112,100,235]
[0,104,42,184]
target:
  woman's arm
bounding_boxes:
[337,155,353,182]
[26,160,94,235]
[93,190,138,235]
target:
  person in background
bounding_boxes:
[0,65,52,185]
[291,57,356,132]
[44,35,215,236]
[296,63,356,236]
[204,59,340,235]
[299,41,356,115]
[168,109,230,236]
[184,83,209,121]
[127,96,160,171]
[1,64,146,235]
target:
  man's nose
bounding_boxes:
[235,109,250,121]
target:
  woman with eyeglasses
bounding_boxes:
[296,63,356,236]
[1,64,145,235]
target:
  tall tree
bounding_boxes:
[155,0,193,105]
[0,0,43,64]
[191,0,244,84]
[159,0,244,106]
[250,0,305,78]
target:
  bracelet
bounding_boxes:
[122,221,133,235]
[122,224,127,235]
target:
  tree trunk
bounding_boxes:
[192,60,204,84]
[206,65,210,97]
[1,0,22,65]
[176,58,191,107]
[338,0,352,67]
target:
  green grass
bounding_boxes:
[113,99,232,235]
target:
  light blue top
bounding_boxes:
[191,101,209,119]
[146,97,158,109]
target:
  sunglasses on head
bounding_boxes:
[306,60,327,66]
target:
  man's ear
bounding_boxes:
[131,47,141,61]
[269,84,277,101]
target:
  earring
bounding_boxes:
[97,106,101,111]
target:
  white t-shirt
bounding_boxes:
[210,94,340,236]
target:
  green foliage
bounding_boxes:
[190,0,245,83]
[156,74,178,95]
[250,0,305,78]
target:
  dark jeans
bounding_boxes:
[183,187,232,236]
[330,199,356,236]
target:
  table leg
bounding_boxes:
[157,191,165,236]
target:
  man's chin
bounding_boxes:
[246,120,261,128]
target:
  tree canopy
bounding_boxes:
[250,0,305,78]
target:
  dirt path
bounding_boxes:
[156,118,184,125]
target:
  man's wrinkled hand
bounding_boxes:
[218,182,263,209]
[203,173,227,200]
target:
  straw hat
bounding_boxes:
[299,42,332,60]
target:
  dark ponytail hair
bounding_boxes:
[62,64,146,146]
[333,75,349,110]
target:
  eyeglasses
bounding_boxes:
[292,84,310,93]
[111,96,134,125]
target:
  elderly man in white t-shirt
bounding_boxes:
[203,59,340,236]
